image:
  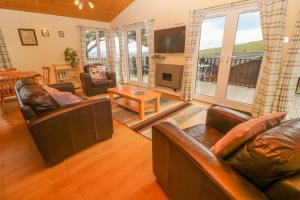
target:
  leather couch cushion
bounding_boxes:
[92,79,111,87]
[211,112,286,158]
[265,172,300,200]
[15,79,37,91]
[226,119,300,189]
[19,84,58,114]
[183,124,224,148]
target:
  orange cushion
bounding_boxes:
[210,112,286,158]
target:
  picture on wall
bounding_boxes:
[18,28,38,45]
[58,31,64,37]
[41,29,49,37]
[296,78,300,95]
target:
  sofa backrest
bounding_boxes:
[83,63,103,73]
[226,119,300,199]
[15,79,58,121]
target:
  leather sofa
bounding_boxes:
[80,64,116,96]
[152,106,300,200]
[15,80,113,166]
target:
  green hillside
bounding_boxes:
[199,40,264,57]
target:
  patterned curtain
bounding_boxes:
[251,0,288,117]
[144,19,155,89]
[0,28,12,68]
[180,9,205,101]
[119,28,128,84]
[79,27,88,66]
[272,11,300,118]
[105,29,116,72]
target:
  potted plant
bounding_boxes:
[64,47,79,68]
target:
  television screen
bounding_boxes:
[154,26,185,53]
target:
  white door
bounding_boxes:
[193,3,263,111]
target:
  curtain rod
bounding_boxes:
[200,0,257,11]
[77,25,107,30]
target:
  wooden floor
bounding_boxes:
[0,101,167,200]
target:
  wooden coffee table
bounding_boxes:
[107,84,161,120]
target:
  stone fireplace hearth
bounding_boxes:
[155,64,183,91]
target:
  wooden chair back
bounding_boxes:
[0,77,17,98]
[42,66,50,85]
[0,67,17,72]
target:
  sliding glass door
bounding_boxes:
[126,27,149,85]
[194,3,263,111]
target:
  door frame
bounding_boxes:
[192,2,260,112]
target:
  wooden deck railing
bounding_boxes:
[196,57,262,88]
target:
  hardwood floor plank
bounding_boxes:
[0,101,167,200]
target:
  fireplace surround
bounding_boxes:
[156,64,183,91]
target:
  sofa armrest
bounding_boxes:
[28,98,113,166]
[50,83,75,94]
[106,71,117,87]
[80,73,93,95]
[206,106,252,134]
[152,122,267,200]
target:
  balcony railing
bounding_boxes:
[196,57,262,88]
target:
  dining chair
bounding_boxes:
[35,66,50,85]
[0,76,17,116]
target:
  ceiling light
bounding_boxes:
[88,1,94,9]
[75,0,94,10]
[78,2,83,10]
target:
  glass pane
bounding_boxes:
[114,32,121,81]
[85,31,98,62]
[98,31,107,66]
[127,31,137,81]
[141,29,149,84]
[226,11,263,104]
[195,16,226,96]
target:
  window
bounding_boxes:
[85,30,107,65]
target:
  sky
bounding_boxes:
[199,11,263,50]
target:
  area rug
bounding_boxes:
[112,95,186,127]
[137,104,208,140]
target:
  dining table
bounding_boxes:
[0,70,41,80]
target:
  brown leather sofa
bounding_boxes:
[15,80,113,166]
[80,64,116,96]
[152,106,300,200]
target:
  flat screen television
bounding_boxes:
[154,26,185,53]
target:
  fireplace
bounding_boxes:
[156,64,183,90]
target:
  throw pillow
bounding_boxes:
[210,112,286,158]
[43,85,82,107]
[89,65,107,80]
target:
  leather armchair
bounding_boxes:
[15,82,113,166]
[152,106,268,200]
[80,64,116,96]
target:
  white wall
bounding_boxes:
[0,9,109,82]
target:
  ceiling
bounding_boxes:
[0,0,134,22]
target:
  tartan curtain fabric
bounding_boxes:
[180,9,205,101]
[119,28,128,84]
[144,19,155,89]
[104,29,116,72]
[0,28,12,68]
[79,27,88,66]
[272,10,300,118]
[251,0,288,117]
